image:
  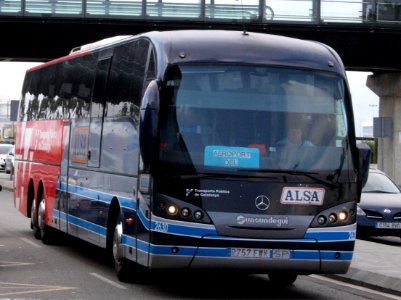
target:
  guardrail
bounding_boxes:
[0,0,400,25]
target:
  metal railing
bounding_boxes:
[0,0,400,25]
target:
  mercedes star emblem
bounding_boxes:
[255,195,270,211]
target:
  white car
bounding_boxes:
[5,146,14,174]
[0,144,13,170]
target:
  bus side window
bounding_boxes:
[106,38,150,118]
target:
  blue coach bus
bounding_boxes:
[16,30,370,285]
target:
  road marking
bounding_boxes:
[89,272,127,289]
[311,275,401,300]
[20,237,41,248]
[0,261,34,267]
[0,281,77,297]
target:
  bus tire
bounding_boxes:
[268,272,298,286]
[31,199,41,240]
[37,195,54,245]
[112,215,131,282]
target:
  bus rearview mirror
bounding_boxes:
[357,142,371,201]
[140,80,161,169]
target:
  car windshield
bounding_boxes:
[362,171,400,194]
[158,64,351,175]
[0,146,12,154]
[7,148,14,156]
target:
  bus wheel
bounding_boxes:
[37,195,53,244]
[112,216,130,282]
[268,272,298,286]
[31,199,41,240]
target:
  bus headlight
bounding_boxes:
[193,210,203,220]
[181,207,191,217]
[155,195,212,224]
[311,201,355,227]
[317,215,326,225]
[167,205,178,215]
[338,211,348,221]
[328,213,337,223]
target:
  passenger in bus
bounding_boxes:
[273,115,314,169]
[276,126,313,147]
[309,114,336,146]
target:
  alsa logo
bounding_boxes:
[280,187,325,205]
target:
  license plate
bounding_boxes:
[230,248,291,259]
[271,249,291,260]
[375,222,401,229]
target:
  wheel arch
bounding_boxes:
[107,197,122,250]
[37,180,44,203]
[27,179,35,218]
[28,179,45,217]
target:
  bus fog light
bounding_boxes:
[317,215,326,225]
[167,205,178,215]
[328,213,337,223]
[194,210,203,220]
[338,211,348,221]
[181,208,191,217]
[125,218,134,226]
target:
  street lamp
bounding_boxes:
[369,104,378,118]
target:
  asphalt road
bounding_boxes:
[0,172,399,299]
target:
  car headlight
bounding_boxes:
[356,205,366,216]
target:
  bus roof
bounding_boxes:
[29,30,345,75]
[139,30,345,75]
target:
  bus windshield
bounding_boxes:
[159,64,349,174]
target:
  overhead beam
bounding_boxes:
[1,17,400,72]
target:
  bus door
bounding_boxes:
[58,121,71,233]
[88,51,112,168]
[74,51,112,244]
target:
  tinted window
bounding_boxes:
[106,38,151,118]
[19,54,96,121]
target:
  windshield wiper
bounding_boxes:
[167,169,335,187]
[176,174,216,180]
[173,171,272,180]
[238,169,336,188]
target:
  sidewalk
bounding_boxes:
[0,174,13,191]
[329,238,401,297]
[1,175,401,296]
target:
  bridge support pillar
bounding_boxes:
[367,72,401,183]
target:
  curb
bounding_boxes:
[1,185,13,192]
[326,268,401,297]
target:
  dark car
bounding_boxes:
[5,146,14,174]
[357,168,401,239]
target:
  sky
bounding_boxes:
[0,62,379,136]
